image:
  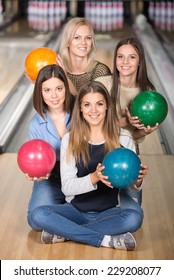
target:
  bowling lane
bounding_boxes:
[147,0,174,50]
[0,18,55,105]
[134,14,174,154]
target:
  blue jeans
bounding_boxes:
[121,187,142,206]
[27,177,65,230]
[31,191,143,247]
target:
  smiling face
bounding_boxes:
[116,44,140,79]
[80,92,107,128]
[68,25,92,58]
[42,77,65,110]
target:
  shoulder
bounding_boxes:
[29,113,42,125]
[29,113,47,134]
[94,61,111,75]
[95,75,113,93]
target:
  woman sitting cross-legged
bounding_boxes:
[31,81,148,251]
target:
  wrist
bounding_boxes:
[90,172,99,185]
[135,179,143,188]
[119,117,128,128]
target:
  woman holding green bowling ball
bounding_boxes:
[96,37,159,149]
[96,37,159,206]
[111,38,159,204]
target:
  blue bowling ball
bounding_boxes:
[102,148,141,189]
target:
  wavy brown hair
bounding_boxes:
[67,81,120,166]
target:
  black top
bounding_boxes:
[71,143,119,212]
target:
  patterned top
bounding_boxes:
[67,61,111,92]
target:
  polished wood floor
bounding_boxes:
[0,19,174,260]
[0,148,174,260]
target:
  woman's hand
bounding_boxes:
[135,161,148,188]
[25,173,50,181]
[132,123,159,140]
[90,163,113,188]
[126,106,159,132]
[125,107,144,129]
[56,55,65,70]
[140,123,159,135]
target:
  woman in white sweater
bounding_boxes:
[31,81,148,250]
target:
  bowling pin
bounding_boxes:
[117,1,123,29]
[160,1,166,30]
[166,1,173,31]
[148,1,154,20]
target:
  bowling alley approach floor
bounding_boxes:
[0,152,174,260]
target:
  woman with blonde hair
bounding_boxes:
[58,17,111,95]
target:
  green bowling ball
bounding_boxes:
[130,91,168,127]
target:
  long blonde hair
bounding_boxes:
[59,17,97,73]
[67,81,120,166]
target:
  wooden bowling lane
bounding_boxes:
[0,18,53,105]
[134,14,174,155]
[0,152,174,260]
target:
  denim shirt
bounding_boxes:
[28,111,71,161]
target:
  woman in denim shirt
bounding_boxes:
[27,64,74,234]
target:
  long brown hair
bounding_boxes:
[110,37,155,104]
[67,81,120,166]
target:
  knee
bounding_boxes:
[27,212,42,231]
[30,206,49,230]
[129,209,144,232]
